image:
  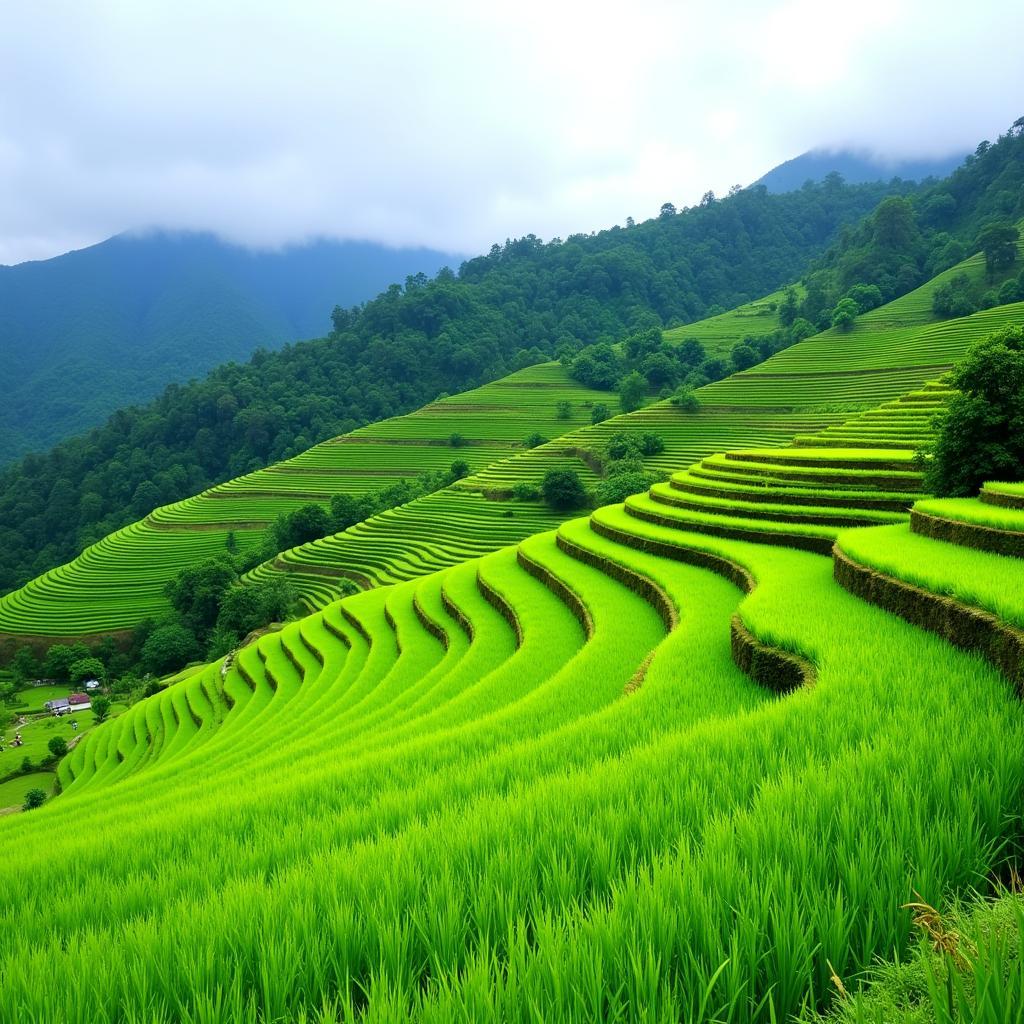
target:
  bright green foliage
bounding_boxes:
[1,411,1020,1021]
[20,788,45,811]
[925,325,1024,495]
[540,469,589,511]
[47,736,67,759]
[68,657,104,684]
[618,370,647,413]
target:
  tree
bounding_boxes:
[618,371,647,413]
[225,530,239,554]
[22,789,46,811]
[9,647,40,684]
[830,298,859,332]
[590,403,611,425]
[69,657,104,684]
[91,696,112,723]
[925,325,1024,496]
[540,469,589,511]
[448,432,466,448]
[449,460,470,480]
[670,386,700,412]
[932,273,977,319]
[845,284,883,313]
[731,343,759,371]
[48,736,68,758]
[778,287,800,327]
[141,624,199,675]
[44,643,91,682]
[976,222,1019,276]
[659,202,676,219]
[555,400,572,420]
[523,432,548,449]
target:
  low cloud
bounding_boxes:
[1,0,1021,264]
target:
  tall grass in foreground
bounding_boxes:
[0,516,1020,1022]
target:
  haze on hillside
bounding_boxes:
[1,0,1022,265]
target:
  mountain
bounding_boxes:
[0,175,917,593]
[0,231,460,461]
[756,147,967,192]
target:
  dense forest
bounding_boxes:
[1,119,1021,596]
[0,232,457,461]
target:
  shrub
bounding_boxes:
[523,432,548,449]
[555,400,572,420]
[932,273,978,319]
[925,325,1024,496]
[831,298,859,332]
[449,460,470,480]
[22,789,46,811]
[47,736,68,759]
[91,696,112,723]
[540,469,589,511]
[448,432,466,448]
[590,403,611,425]
[618,371,647,413]
[511,483,541,502]
[670,386,700,412]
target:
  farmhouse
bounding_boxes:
[44,697,70,714]
[68,693,91,711]
[84,679,101,691]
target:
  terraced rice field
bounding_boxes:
[698,246,1024,408]
[0,364,609,644]
[662,286,797,357]
[2,382,1020,1021]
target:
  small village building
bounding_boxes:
[45,697,71,714]
[84,679,101,691]
[68,693,92,712]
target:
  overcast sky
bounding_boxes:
[1,0,1022,265]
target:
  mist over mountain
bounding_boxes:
[0,232,460,461]
[756,148,968,193]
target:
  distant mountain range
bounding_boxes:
[756,148,967,193]
[0,232,460,461]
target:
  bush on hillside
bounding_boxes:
[22,789,46,811]
[925,325,1024,495]
[932,273,978,319]
[540,469,589,511]
[48,736,68,759]
[670,386,701,412]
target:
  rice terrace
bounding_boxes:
[1,9,1024,1023]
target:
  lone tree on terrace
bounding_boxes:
[925,325,1024,496]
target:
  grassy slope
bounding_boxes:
[0,384,1021,1021]
[3,244,1023,639]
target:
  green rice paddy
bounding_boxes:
[2,256,1024,1020]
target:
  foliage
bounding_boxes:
[47,736,68,759]
[540,469,589,511]
[925,325,1024,495]
[21,788,46,811]
[523,432,548,449]
[830,297,859,332]
[670,385,701,412]
[141,625,200,676]
[617,371,647,413]
[976,221,1020,276]
[555,400,572,420]
[0,174,924,595]
[590,403,611,425]
[932,272,980,318]
[69,657,104,684]
[91,696,112,723]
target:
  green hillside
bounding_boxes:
[251,250,1024,611]
[4,240,1023,646]
[1,377,1020,1022]
[0,363,607,647]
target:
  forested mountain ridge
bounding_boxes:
[0,231,459,461]
[756,148,966,192]
[0,177,918,594]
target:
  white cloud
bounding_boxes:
[0,0,1021,264]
